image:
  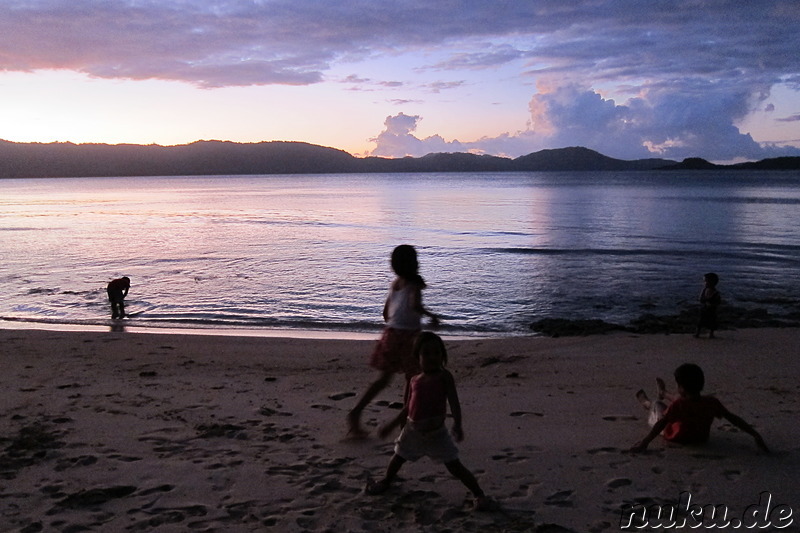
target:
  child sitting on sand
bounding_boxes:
[631,363,769,453]
[365,332,496,511]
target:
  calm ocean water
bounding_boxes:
[1,171,799,336]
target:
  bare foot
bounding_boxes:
[636,389,651,410]
[656,378,667,399]
[365,478,390,495]
[476,496,500,512]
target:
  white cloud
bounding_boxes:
[369,113,464,157]
[371,84,800,161]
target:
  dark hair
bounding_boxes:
[391,244,426,287]
[674,363,705,394]
[704,272,719,287]
[413,331,448,366]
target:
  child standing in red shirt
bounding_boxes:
[365,332,496,511]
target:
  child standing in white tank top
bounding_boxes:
[347,245,440,437]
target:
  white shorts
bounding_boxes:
[394,424,459,464]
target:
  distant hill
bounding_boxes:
[0,140,360,178]
[660,156,800,171]
[512,146,674,171]
[1,139,798,178]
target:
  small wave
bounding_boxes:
[484,246,800,264]
[669,196,800,205]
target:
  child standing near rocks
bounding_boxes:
[695,272,721,338]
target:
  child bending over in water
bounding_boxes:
[631,363,768,453]
[365,332,497,512]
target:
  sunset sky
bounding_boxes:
[1,1,799,163]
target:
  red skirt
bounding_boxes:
[369,327,421,378]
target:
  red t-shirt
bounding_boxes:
[408,372,447,422]
[662,396,726,444]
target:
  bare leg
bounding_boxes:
[648,399,669,427]
[656,378,677,402]
[445,459,498,510]
[347,370,393,436]
[656,378,666,399]
[636,389,651,410]
[445,459,484,498]
[366,454,406,494]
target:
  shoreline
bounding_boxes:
[2,326,798,531]
[0,318,384,341]
[5,300,800,341]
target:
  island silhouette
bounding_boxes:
[1,139,798,178]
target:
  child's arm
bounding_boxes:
[378,406,408,439]
[631,417,669,452]
[722,409,769,453]
[411,285,440,325]
[443,370,464,442]
[378,379,410,439]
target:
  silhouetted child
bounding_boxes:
[106,276,130,319]
[365,332,497,511]
[631,363,768,453]
[347,245,440,437]
[694,272,721,338]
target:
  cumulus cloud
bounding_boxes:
[369,113,465,157]
[371,84,800,161]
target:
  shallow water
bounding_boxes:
[1,171,799,335]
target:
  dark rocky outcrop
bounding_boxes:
[530,305,800,337]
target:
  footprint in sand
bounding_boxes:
[689,452,725,461]
[606,478,632,490]
[328,392,356,401]
[587,447,619,455]
[54,485,137,509]
[723,469,741,481]
[135,484,175,496]
[54,455,98,471]
[510,411,544,418]
[375,400,404,409]
[545,489,575,507]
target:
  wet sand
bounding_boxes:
[1,327,797,532]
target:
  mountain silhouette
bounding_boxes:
[1,139,798,178]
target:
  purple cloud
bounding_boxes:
[1,1,797,160]
[2,1,797,91]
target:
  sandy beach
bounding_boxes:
[1,326,798,532]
